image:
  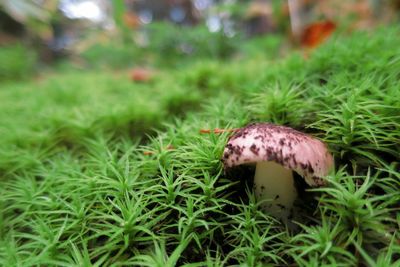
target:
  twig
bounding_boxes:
[199,128,240,134]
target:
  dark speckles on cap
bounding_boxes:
[300,163,307,170]
[312,176,325,186]
[222,122,334,187]
[250,144,260,155]
[307,162,314,174]
[230,145,244,156]
[229,123,309,143]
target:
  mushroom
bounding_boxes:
[222,123,333,221]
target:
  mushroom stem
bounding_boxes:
[254,161,298,221]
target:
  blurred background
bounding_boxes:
[1,0,400,81]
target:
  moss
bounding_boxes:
[0,27,399,266]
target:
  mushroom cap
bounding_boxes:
[222,123,334,186]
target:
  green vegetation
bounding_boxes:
[1,27,399,266]
[0,44,37,81]
[81,22,242,69]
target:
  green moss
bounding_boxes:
[0,44,37,81]
[0,27,399,266]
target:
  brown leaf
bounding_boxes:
[301,20,336,48]
[130,68,154,83]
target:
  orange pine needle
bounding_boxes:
[199,128,239,134]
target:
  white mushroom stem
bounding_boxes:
[254,161,298,221]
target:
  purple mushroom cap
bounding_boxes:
[222,123,334,186]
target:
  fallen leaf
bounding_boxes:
[130,68,154,83]
[301,20,336,48]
